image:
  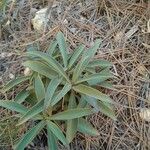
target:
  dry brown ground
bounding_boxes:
[0,0,150,150]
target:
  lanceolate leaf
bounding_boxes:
[98,81,114,90]
[68,92,76,108]
[82,95,99,112]
[76,72,114,84]
[47,121,68,145]
[88,60,113,68]
[83,39,101,62]
[66,93,78,143]
[44,77,62,109]
[23,61,57,79]
[87,68,114,85]
[66,118,78,143]
[47,40,58,55]
[77,95,87,108]
[72,56,89,82]
[25,92,38,105]
[2,76,30,93]
[47,128,58,150]
[15,90,30,104]
[50,108,93,120]
[34,75,45,101]
[15,121,45,150]
[51,83,71,106]
[68,44,85,69]
[85,67,96,74]
[98,101,116,120]
[72,39,101,80]
[77,118,99,136]
[0,100,27,114]
[18,100,44,125]
[26,51,69,82]
[73,84,112,103]
[56,32,68,68]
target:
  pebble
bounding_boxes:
[9,73,15,79]
[24,67,31,76]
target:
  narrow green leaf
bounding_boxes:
[34,75,45,101]
[44,77,62,109]
[18,100,44,125]
[72,39,101,81]
[87,68,113,85]
[56,32,68,68]
[66,93,78,143]
[23,61,57,79]
[2,76,30,93]
[78,118,99,136]
[82,95,99,112]
[50,108,93,120]
[68,92,76,109]
[0,100,27,114]
[88,60,113,68]
[73,84,112,103]
[98,81,114,90]
[47,121,68,145]
[26,51,69,82]
[85,67,96,74]
[47,128,58,150]
[98,101,116,120]
[15,121,45,150]
[77,95,87,108]
[83,39,101,61]
[66,118,78,143]
[76,72,114,84]
[51,83,71,106]
[15,90,30,104]
[25,92,38,105]
[47,40,58,55]
[72,56,89,82]
[68,45,85,69]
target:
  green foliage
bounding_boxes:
[14,121,45,150]
[1,32,116,149]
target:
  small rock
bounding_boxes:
[5,20,10,26]
[9,73,15,79]
[1,52,7,58]
[31,7,49,32]
[70,28,76,33]
[137,64,147,76]
[24,67,31,76]
[139,108,150,122]
[63,19,68,24]
[78,3,82,7]
[114,31,124,42]
[80,16,86,23]
[0,52,13,58]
